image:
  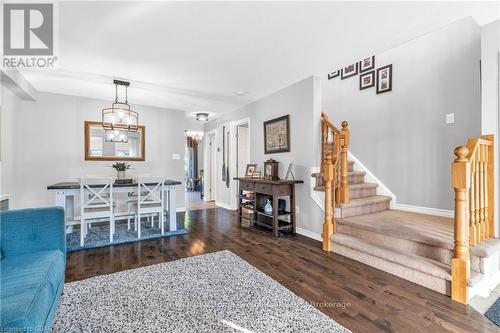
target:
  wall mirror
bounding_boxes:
[84,121,145,161]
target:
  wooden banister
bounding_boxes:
[320,112,349,251]
[451,135,495,304]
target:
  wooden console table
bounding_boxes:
[234,178,303,237]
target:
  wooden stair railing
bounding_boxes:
[321,112,350,251]
[451,135,495,304]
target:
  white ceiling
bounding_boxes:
[21,1,499,120]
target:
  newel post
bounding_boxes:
[451,146,470,304]
[337,121,350,203]
[322,154,335,251]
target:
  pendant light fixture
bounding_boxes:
[104,129,129,143]
[102,79,139,132]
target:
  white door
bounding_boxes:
[237,125,249,177]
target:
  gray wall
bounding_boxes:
[1,90,186,210]
[322,18,482,210]
[206,76,324,234]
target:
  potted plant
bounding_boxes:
[112,162,131,180]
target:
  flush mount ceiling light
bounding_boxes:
[102,79,139,132]
[105,129,128,143]
[196,112,209,121]
[235,91,247,96]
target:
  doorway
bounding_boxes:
[230,118,251,210]
[185,131,216,210]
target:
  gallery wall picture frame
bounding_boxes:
[360,56,375,73]
[376,64,393,94]
[359,70,375,90]
[327,70,340,80]
[263,115,290,154]
[245,164,257,177]
[341,63,359,79]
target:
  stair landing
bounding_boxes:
[339,210,454,250]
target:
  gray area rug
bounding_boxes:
[66,222,189,252]
[485,297,500,327]
[53,250,350,333]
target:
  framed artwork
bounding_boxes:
[360,56,375,73]
[252,171,261,179]
[376,64,393,94]
[341,63,358,79]
[359,71,375,90]
[245,164,257,177]
[327,70,340,80]
[263,115,290,154]
[285,163,295,180]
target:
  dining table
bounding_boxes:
[47,180,182,233]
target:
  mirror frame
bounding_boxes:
[84,121,146,161]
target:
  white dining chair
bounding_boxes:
[129,176,165,238]
[79,177,115,246]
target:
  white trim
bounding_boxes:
[229,117,251,211]
[215,201,234,210]
[176,207,186,212]
[348,151,397,208]
[203,129,217,201]
[394,204,454,218]
[296,227,322,242]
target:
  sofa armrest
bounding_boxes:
[0,207,66,258]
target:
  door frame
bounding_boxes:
[203,129,217,201]
[229,117,251,210]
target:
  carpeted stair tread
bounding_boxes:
[331,233,451,281]
[349,183,378,190]
[336,195,391,208]
[470,238,500,258]
[468,271,484,287]
[338,210,454,250]
[348,171,366,177]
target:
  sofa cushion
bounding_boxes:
[1,250,65,328]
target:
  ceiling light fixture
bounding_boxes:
[105,129,129,143]
[235,91,247,96]
[102,79,139,132]
[196,112,209,121]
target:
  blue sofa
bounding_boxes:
[1,207,66,332]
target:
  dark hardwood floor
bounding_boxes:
[66,208,499,333]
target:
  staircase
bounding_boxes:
[315,112,499,304]
[312,160,391,218]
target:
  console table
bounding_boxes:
[234,178,303,237]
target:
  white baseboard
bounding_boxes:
[176,207,186,212]
[215,201,234,210]
[394,204,453,218]
[296,227,322,242]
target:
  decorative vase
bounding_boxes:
[264,199,273,214]
[117,171,126,180]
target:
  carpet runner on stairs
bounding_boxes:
[312,159,500,298]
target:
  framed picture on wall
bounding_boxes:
[327,70,340,80]
[360,56,375,72]
[263,115,290,154]
[341,63,358,79]
[376,64,393,94]
[359,71,375,90]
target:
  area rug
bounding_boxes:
[485,297,500,327]
[53,250,350,333]
[66,222,189,252]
